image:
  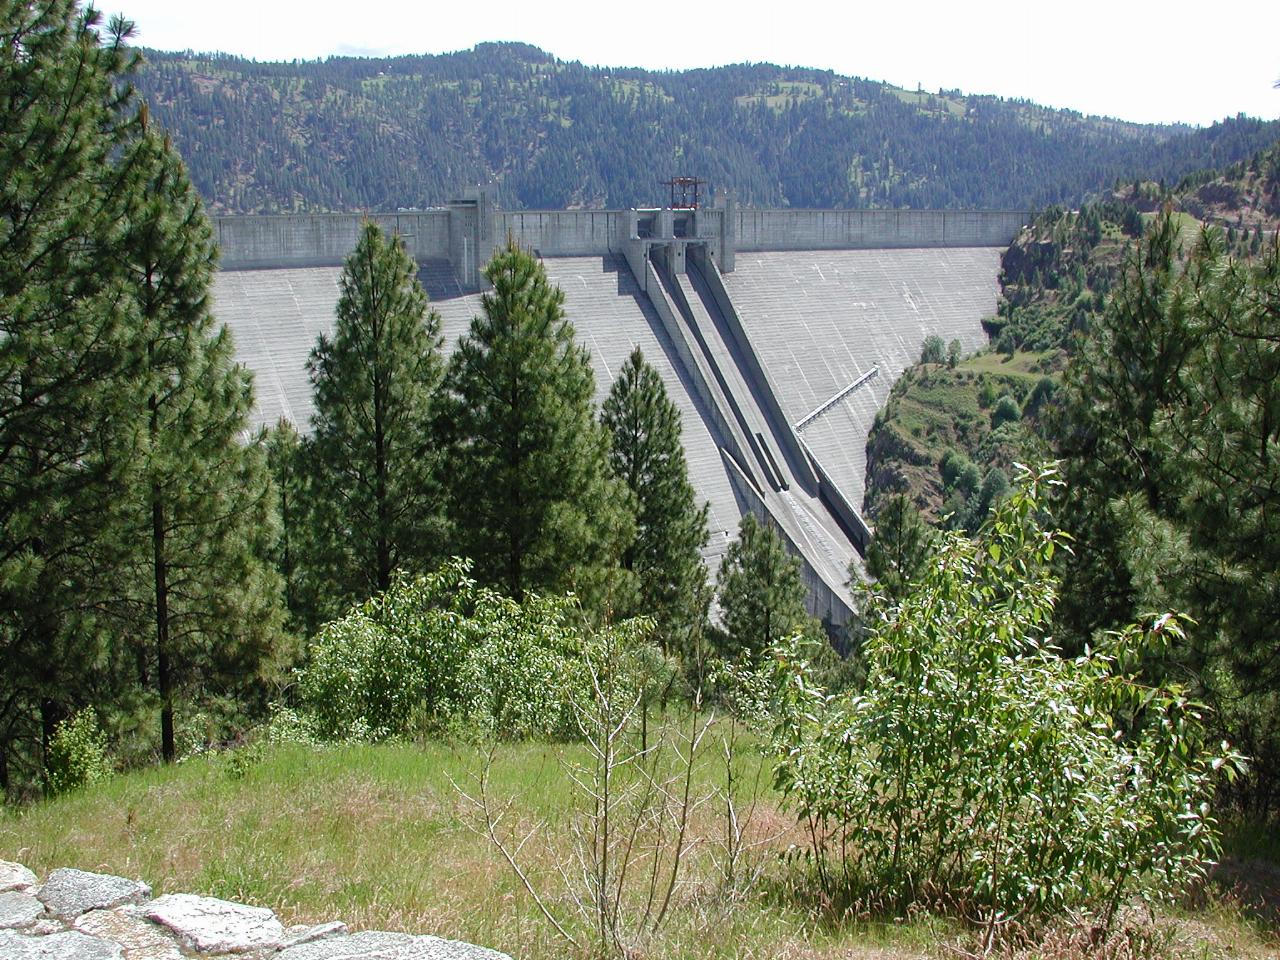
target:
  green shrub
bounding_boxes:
[770,466,1240,927]
[990,393,1022,428]
[920,335,945,365]
[298,558,593,741]
[1024,375,1058,418]
[45,710,112,796]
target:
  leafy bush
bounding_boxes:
[45,710,112,796]
[298,559,594,741]
[920,335,945,365]
[990,393,1022,428]
[1023,375,1058,418]
[770,466,1240,928]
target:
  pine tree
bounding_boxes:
[0,3,145,789]
[862,493,933,601]
[443,240,631,613]
[716,513,813,665]
[264,419,304,629]
[112,127,287,762]
[602,346,710,654]
[300,222,447,627]
[1056,214,1280,806]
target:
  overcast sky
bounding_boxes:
[110,0,1279,127]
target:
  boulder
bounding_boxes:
[74,908,183,960]
[282,920,349,948]
[0,860,38,893]
[0,927,124,959]
[38,869,150,919]
[143,893,284,953]
[0,890,45,930]
[277,930,513,960]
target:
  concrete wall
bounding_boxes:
[216,212,451,270]
[498,211,629,257]
[733,208,1028,251]
[214,207,1027,275]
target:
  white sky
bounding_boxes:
[109,0,1279,127]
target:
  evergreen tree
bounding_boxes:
[1056,214,1280,807]
[443,240,631,613]
[264,419,304,629]
[0,3,144,790]
[862,493,933,601]
[716,513,813,665]
[300,222,447,627]
[602,346,710,654]
[111,127,287,762]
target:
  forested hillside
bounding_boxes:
[134,43,1280,214]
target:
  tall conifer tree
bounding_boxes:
[862,493,934,601]
[113,126,286,762]
[0,3,144,786]
[443,241,631,614]
[300,222,447,627]
[602,346,709,652]
[716,513,813,665]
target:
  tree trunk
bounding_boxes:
[154,489,175,763]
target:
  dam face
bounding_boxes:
[213,194,1026,626]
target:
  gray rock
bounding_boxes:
[282,921,349,948]
[277,930,512,960]
[0,890,45,929]
[74,908,183,960]
[0,860,39,892]
[38,870,151,919]
[0,927,124,959]
[30,919,67,936]
[143,893,284,953]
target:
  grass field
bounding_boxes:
[3,735,1277,959]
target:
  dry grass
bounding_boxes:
[3,735,1276,960]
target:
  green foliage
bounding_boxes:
[1,3,288,789]
[0,0,147,796]
[297,559,592,741]
[946,339,962,368]
[298,221,447,629]
[601,346,711,654]
[715,514,816,666]
[919,335,945,365]
[45,711,111,797]
[771,466,1240,924]
[990,393,1022,428]
[264,421,304,630]
[1057,213,1280,807]
[443,241,631,616]
[862,493,933,601]
[1023,375,1058,418]
[111,126,288,763]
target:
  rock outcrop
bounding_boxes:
[0,860,511,960]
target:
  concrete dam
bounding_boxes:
[212,191,1027,626]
